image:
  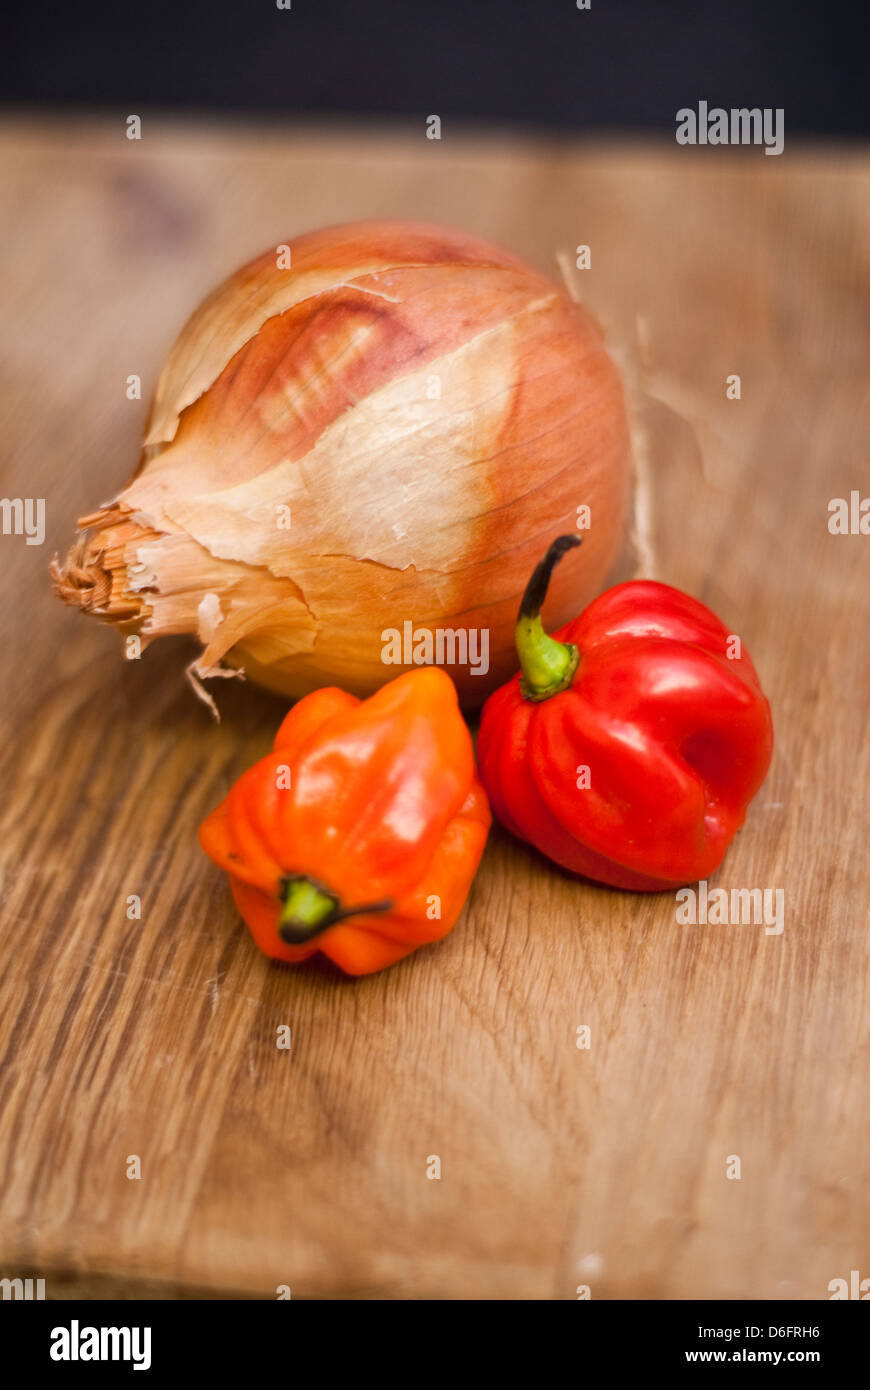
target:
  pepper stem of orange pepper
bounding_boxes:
[278,874,393,944]
[516,534,582,702]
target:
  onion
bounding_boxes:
[52,219,631,710]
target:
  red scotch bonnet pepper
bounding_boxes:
[477,536,774,890]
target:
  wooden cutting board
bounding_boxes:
[0,117,867,1299]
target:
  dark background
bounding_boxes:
[1,0,865,137]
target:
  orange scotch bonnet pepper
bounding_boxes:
[199,668,490,975]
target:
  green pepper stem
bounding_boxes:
[278,874,393,945]
[516,535,582,702]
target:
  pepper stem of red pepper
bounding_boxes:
[278,874,393,945]
[516,535,582,702]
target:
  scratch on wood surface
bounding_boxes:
[69,953,263,1008]
[204,973,223,1015]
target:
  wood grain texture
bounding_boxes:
[0,116,867,1300]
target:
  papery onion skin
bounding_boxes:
[52,219,631,709]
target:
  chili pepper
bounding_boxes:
[199,668,490,974]
[477,536,773,890]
